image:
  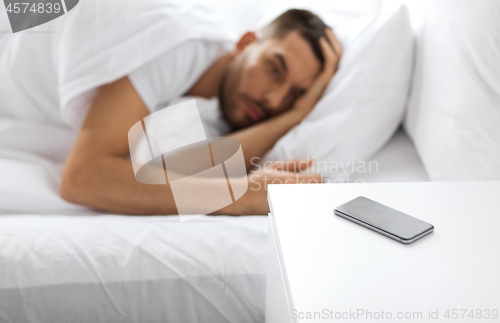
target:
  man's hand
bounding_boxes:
[214,159,322,215]
[288,28,343,122]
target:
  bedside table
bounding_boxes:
[266,182,500,322]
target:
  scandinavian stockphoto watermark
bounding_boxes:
[128,99,248,221]
[247,156,379,189]
[3,0,79,33]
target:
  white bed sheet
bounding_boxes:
[0,214,268,323]
[349,127,430,182]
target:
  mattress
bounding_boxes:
[0,128,428,323]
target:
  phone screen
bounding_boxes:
[334,196,434,243]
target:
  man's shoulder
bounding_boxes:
[128,38,232,112]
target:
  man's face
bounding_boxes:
[219,31,322,130]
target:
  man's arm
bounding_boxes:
[61,77,320,215]
[228,28,342,171]
[60,77,180,214]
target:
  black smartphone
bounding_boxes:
[334,196,434,244]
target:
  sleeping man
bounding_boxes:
[59,9,342,215]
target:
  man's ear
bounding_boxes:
[234,31,257,54]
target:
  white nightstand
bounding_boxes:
[266,182,500,323]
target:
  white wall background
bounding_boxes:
[198,0,384,39]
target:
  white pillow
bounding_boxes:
[260,6,414,181]
[404,0,500,181]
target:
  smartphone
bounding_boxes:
[334,196,434,244]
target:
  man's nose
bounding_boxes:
[263,85,289,110]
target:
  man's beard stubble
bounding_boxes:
[218,52,274,131]
[218,51,246,131]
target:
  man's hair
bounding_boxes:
[260,9,330,64]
